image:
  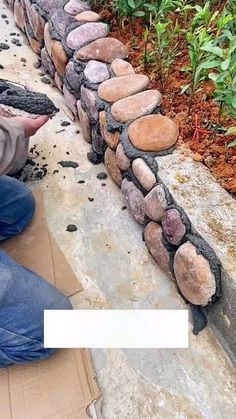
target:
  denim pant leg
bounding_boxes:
[0,176,35,241]
[0,251,72,367]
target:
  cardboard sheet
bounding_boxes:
[0,191,100,418]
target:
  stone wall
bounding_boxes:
[8,0,224,336]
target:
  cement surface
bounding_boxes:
[1,4,236,418]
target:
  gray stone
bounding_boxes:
[132,158,156,191]
[162,209,186,245]
[65,61,82,91]
[84,60,109,84]
[144,185,168,222]
[121,178,145,224]
[80,85,98,121]
[67,22,108,51]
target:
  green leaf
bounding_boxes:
[227,139,236,148]
[221,58,231,71]
[181,84,190,94]
[134,10,145,16]
[231,96,236,108]
[199,60,220,70]
[201,43,224,57]
[209,72,218,82]
[225,126,236,135]
[127,0,135,9]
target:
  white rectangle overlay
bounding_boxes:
[44,310,188,349]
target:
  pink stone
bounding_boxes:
[144,185,167,222]
[25,1,45,41]
[121,178,145,224]
[14,0,26,32]
[144,222,173,278]
[44,22,52,56]
[77,100,91,142]
[84,60,109,84]
[76,37,128,63]
[132,158,156,191]
[80,85,98,121]
[64,0,90,15]
[111,58,135,76]
[75,11,101,23]
[162,209,186,245]
[67,22,108,51]
[63,85,78,117]
[116,143,131,171]
[98,74,149,103]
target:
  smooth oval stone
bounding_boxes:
[14,0,26,32]
[66,22,108,50]
[144,222,173,278]
[64,0,90,15]
[77,100,91,142]
[111,90,162,123]
[132,158,156,191]
[116,143,131,171]
[75,11,101,23]
[174,242,216,306]
[63,85,78,117]
[98,75,149,103]
[44,22,52,56]
[80,85,98,121]
[75,37,128,63]
[121,178,145,224]
[105,148,122,186]
[41,47,55,77]
[84,60,109,84]
[99,111,120,149]
[51,40,68,75]
[144,185,167,222]
[162,209,186,245]
[111,58,135,76]
[65,61,82,91]
[128,114,179,152]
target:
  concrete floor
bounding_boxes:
[1,4,236,418]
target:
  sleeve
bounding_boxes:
[0,117,27,176]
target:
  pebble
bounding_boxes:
[0,64,4,69]
[98,74,149,103]
[104,147,122,186]
[121,178,145,224]
[75,37,128,63]
[162,209,186,245]
[84,60,109,84]
[41,76,51,84]
[58,160,79,168]
[132,158,156,191]
[128,114,179,152]
[0,43,9,50]
[174,241,216,306]
[61,121,71,126]
[75,11,101,23]
[67,22,108,50]
[66,224,78,232]
[144,185,167,222]
[97,172,108,180]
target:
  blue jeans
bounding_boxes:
[0,176,72,368]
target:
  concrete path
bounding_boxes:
[1,4,235,418]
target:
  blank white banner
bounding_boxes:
[44,310,188,349]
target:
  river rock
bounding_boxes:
[77,100,91,142]
[98,75,149,103]
[84,60,109,84]
[75,37,128,63]
[162,209,186,245]
[111,90,162,123]
[132,158,156,191]
[51,40,68,75]
[55,72,63,91]
[144,222,173,277]
[44,22,52,56]
[174,241,216,306]
[65,61,82,91]
[67,22,108,51]
[99,111,120,149]
[63,85,78,117]
[121,178,145,224]
[14,0,26,32]
[41,47,55,77]
[128,114,179,152]
[111,58,135,76]
[26,28,43,54]
[25,1,45,41]
[80,85,98,121]
[75,11,101,23]
[105,148,122,186]
[116,143,130,171]
[64,0,90,15]
[50,10,74,38]
[144,185,167,222]
[36,0,59,16]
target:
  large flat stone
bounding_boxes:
[75,37,128,63]
[111,90,162,123]
[98,75,149,103]
[66,22,108,50]
[128,114,179,152]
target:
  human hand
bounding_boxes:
[11,115,49,137]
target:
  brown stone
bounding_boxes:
[132,158,156,191]
[99,111,120,150]
[63,85,78,117]
[75,37,128,63]
[174,242,216,306]
[55,72,63,92]
[75,11,101,23]
[77,100,91,142]
[51,40,68,76]
[14,0,26,32]
[98,75,149,103]
[144,222,173,278]
[44,22,52,56]
[111,58,135,76]
[111,90,162,123]
[144,185,167,222]
[66,22,108,51]
[162,209,186,245]
[121,178,145,224]
[25,0,45,41]
[116,143,130,171]
[27,33,43,55]
[128,114,179,152]
[104,147,122,186]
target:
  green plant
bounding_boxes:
[225,127,236,148]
